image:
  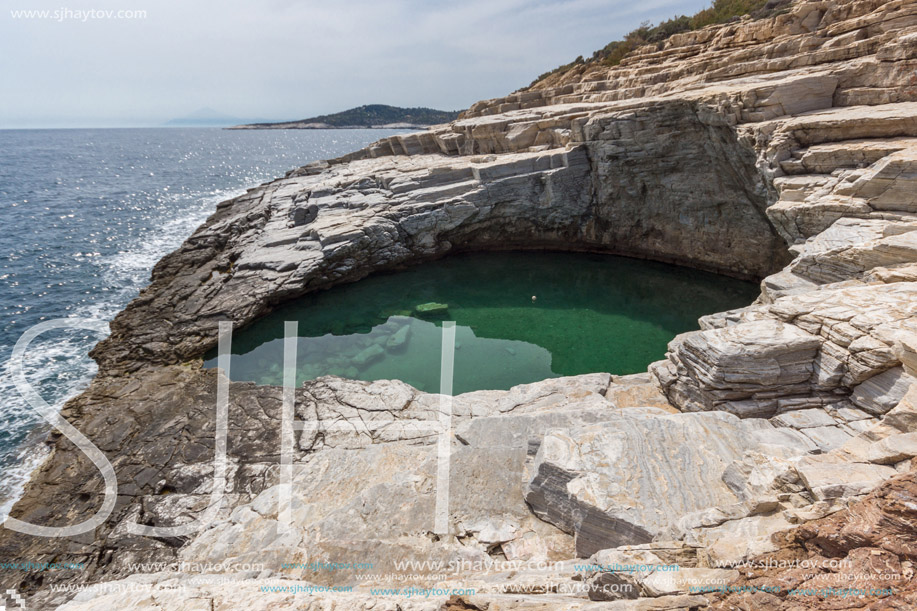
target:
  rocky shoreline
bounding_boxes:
[2,1,917,609]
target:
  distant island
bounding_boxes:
[227,104,462,130]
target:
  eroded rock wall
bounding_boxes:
[583,100,784,278]
[90,109,784,375]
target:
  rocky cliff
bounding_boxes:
[2,1,917,609]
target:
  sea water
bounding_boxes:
[0,127,402,519]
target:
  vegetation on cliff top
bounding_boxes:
[527,0,791,89]
[238,105,461,129]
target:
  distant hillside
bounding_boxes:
[526,0,793,91]
[229,104,461,130]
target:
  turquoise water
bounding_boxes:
[205,252,758,394]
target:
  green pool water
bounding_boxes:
[204,252,758,395]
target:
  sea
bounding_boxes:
[0,127,401,520]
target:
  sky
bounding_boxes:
[0,0,711,128]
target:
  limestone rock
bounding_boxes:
[524,410,782,557]
[657,320,821,416]
[796,455,897,500]
[684,512,795,567]
[866,432,917,464]
[640,568,738,598]
[851,366,917,415]
[883,382,917,433]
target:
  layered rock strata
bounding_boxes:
[3,0,917,609]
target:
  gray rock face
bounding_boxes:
[795,456,898,501]
[655,320,822,416]
[851,367,917,415]
[583,100,784,279]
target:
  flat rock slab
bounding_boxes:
[640,567,738,597]
[771,407,838,429]
[796,456,897,500]
[866,432,917,464]
[524,409,773,557]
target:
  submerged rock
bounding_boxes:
[352,343,385,367]
[414,302,449,316]
[385,322,411,351]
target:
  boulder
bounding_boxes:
[414,302,449,316]
[524,410,776,557]
[851,367,917,416]
[796,456,897,500]
[656,320,821,416]
[866,432,917,464]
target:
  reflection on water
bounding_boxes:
[205,252,759,394]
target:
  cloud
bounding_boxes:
[0,0,708,127]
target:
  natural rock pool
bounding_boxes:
[204,252,758,394]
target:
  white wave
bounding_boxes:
[0,433,51,521]
[0,186,247,522]
[0,335,97,522]
[100,188,242,302]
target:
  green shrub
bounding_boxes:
[691,0,770,29]
[528,0,785,88]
